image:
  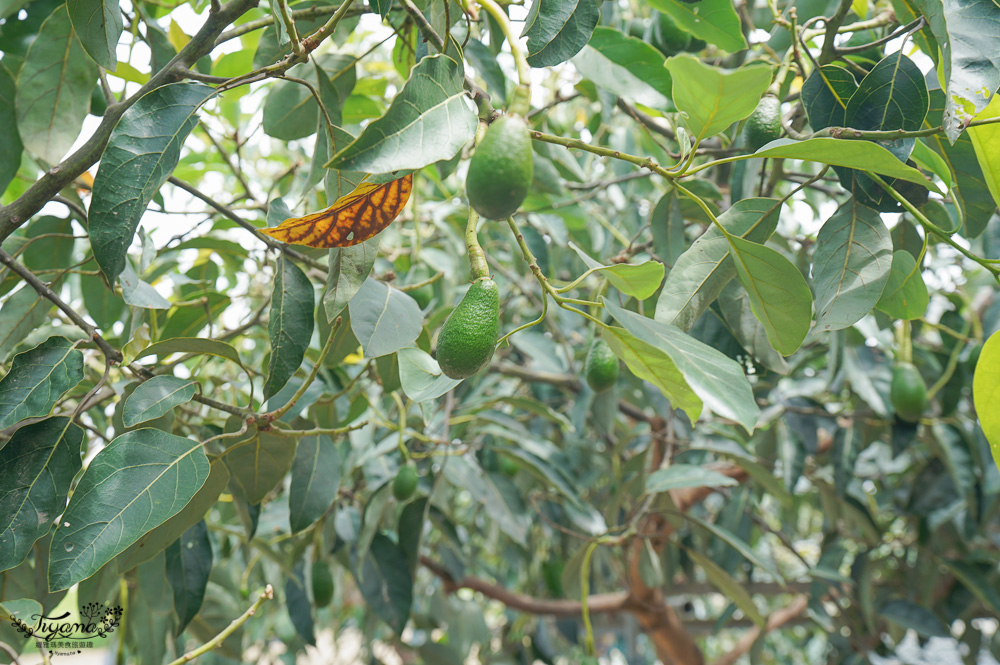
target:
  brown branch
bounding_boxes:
[710,595,809,665]
[0,0,261,243]
[420,556,630,617]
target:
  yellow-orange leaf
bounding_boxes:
[261,174,412,248]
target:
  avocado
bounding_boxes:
[585,338,619,392]
[649,11,691,57]
[466,115,534,220]
[435,277,500,379]
[392,464,419,501]
[743,94,782,152]
[311,560,334,607]
[890,362,928,422]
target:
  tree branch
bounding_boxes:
[710,595,809,665]
[420,556,630,617]
[0,0,261,243]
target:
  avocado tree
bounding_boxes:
[2,0,1000,663]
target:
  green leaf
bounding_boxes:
[716,283,789,375]
[285,561,316,644]
[262,66,320,141]
[123,376,198,427]
[159,291,230,340]
[846,52,928,156]
[875,249,928,319]
[264,254,315,400]
[66,0,122,70]
[601,326,702,425]
[14,5,97,163]
[604,301,760,433]
[22,216,75,272]
[348,278,422,358]
[801,65,856,130]
[568,242,664,299]
[133,337,245,371]
[119,260,171,309]
[324,239,378,322]
[0,336,84,430]
[812,199,892,331]
[353,533,413,635]
[464,39,507,99]
[729,236,813,356]
[647,0,747,52]
[164,520,212,635]
[443,455,529,545]
[974,330,1000,461]
[89,83,215,282]
[0,417,84,573]
[878,599,949,637]
[48,428,211,591]
[397,347,462,401]
[968,94,1000,214]
[646,464,739,493]
[687,549,764,627]
[222,430,297,505]
[289,433,342,533]
[571,27,673,108]
[940,559,1000,614]
[665,55,773,142]
[683,512,783,582]
[753,138,935,187]
[655,198,782,330]
[915,0,1000,142]
[0,285,53,361]
[0,64,23,195]
[327,55,476,174]
[522,0,599,67]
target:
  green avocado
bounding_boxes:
[466,115,534,220]
[499,455,519,477]
[392,464,419,501]
[585,338,619,392]
[311,560,334,607]
[743,94,782,152]
[436,277,500,379]
[890,362,928,422]
[649,11,691,57]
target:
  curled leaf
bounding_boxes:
[261,174,412,248]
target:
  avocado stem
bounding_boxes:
[465,207,490,279]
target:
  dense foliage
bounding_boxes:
[2,0,1000,663]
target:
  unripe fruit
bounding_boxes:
[436,277,500,379]
[890,362,928,422]
[743,94,782,152]
[466,115,534,220]
[649,11,691,57]
[392,464,419,501]
[311,560,334,607]
[499,456,519,477]
[585,338,619,392]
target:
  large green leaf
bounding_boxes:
[0,336,84,429]
[914,0,1000,142]
[874,249,928,319]
[66,0,122,70]
[572,27,673,109]
[14,5,97,163]
[655,198,782,330]
[729,237,813,356]
[164,520,212,635]
[327,55,476,174]
[664,55,773,142]
[89,83,215,282]
[878,599,949,637]
[262,64,322,141]
[0,417,84,573]
[348,278,422,358]
[973,330,1000,461]
[753,138,934,187]
[48,429,211,591]
[0,64,23,194]
[605,301,760,432]
[264,254,315,400]
[133,337,245,371]
[324,239,378,322]
[123,375,198,427]
[716,283,789,375]
[397,347,462,402]
[222,430,297,505]
[289,433,342,533]
[0,284,53,361]
[353,533,413,635]
[801,65,856,130]
[967,95,1000,214]
[812,199,892,331]
[522,0,600,67]
[647,0,747,52]
[602,326,702,425]
[687,549,764,627]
